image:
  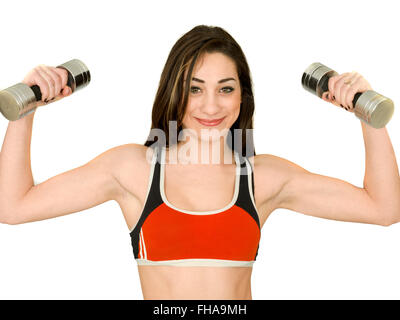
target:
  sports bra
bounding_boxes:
[129,146,261,267]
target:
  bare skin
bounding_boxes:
[0,53,399,300]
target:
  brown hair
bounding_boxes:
[144,24,256,157]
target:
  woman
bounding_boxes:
[0,25,399,300]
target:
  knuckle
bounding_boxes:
[33,66,42,73]
[29,69,41,83]
[329,75,338,83]
[54,72,62,84]
[56,68,68,86]
[333,81,340,91]
[328,77,336,89]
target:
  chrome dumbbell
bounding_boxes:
[302,62,394,128]
[0,59,90,121]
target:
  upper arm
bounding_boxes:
[12,146,126,224]
[257,154,386,226]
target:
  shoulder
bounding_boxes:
[252,153,306,175]
[102,143,155,200]
[245,153,291,179]
[105,143,154,163]
[97,143,153,175]
[248,153,308,209]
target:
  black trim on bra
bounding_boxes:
[234,155,260,230]
[234,155,260,260]
[130,147,163,258]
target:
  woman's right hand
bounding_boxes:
[22,64,72,107]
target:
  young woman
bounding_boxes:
[0,25,399,300]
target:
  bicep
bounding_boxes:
[14,148,123,224]
[272,159,384,225]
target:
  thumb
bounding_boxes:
[62,86,72,96]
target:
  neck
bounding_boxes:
[166,135,235,166]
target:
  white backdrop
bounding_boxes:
[0,0,399,299]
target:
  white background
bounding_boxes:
[0,0,399,299]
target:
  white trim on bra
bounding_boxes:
[136,258,255,267]
[244,157,259,214]
[139,228,148,259]
[159,147,241,215]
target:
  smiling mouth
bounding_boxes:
[194,117,225,126]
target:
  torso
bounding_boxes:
[112,144,284,299]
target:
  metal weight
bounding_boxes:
[302,62,394,129]
[0,59,90,121]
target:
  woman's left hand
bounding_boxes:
[322,71,373,113]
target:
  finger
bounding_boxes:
[44,67,63,98]
[54,67,69,89]
[328,76,337,99]
[37,65,56,100]
[340,85,351,110]
[345,86,359,111]
[36,66,56,101]
[340,79,353,110]
[323,90,341,107]
[61,86,72,96]
[328,73,347,101]
[334,73,353,109]
[22,69,37,87]
[341,73,359,109]
[32,67,51,101]
[344,73,360,108]
[344,74,362,109]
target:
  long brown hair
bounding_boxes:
[144,25,256,157]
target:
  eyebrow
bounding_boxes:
[191,77,236,84]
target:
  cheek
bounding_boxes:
[230,104,241,121]
[181,106,193,127]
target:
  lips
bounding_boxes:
[195,117,225,126]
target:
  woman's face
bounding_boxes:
[181,52,242,141]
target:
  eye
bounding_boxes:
[189,86,235,94]
[190,86,201,94]
[221,86,234,93]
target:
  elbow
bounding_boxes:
[0,208,22,225]
[379,219,394,227]
[377,211,400,227]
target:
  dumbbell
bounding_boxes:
[0,59,90,121]
[302,62,394,128]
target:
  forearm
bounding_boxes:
[361,120,400,223]
[0,111,36,218]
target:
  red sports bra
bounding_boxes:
[129,146,261,267]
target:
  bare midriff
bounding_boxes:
[137,265,253,300]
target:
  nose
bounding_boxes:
[200,92,221,116]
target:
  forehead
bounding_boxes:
[184,52,238,80]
